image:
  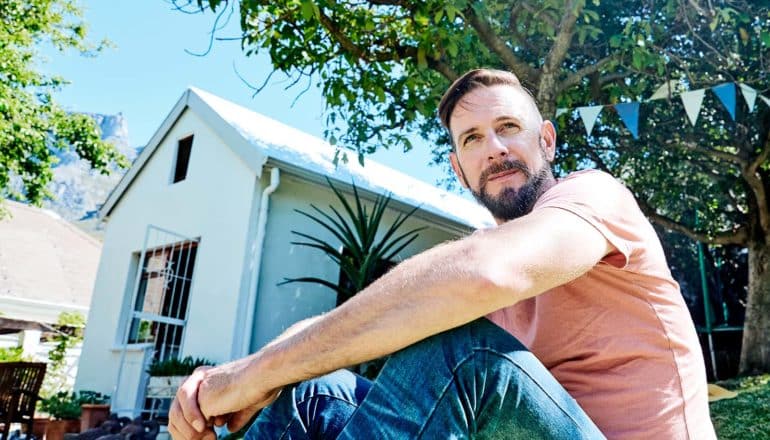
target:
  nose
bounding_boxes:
[484,129,508,161]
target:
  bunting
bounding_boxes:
[712,83,736,121]
[681,89,706,126]
[561,82,770,140]
[578,106,603,136]
[613,102,640,139]
[739,84,758,113]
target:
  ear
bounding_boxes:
[540,120,557,162]
[449,152,469,189]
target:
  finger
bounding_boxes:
[169,401,200,440]
[167,421,183,440]
[177,368,209,432]
[226,405,261,433]
[213,415,229,427]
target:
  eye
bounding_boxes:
[498,121,520,134]
[462,133,481,147]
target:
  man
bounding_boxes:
[169,69,715,439]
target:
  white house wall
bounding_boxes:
[250,174,461,351]
[76,108,258,398]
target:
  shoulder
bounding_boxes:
[535,169,633,210]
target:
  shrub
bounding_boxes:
[146,356,215,377]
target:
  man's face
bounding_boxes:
[448,85,557,222]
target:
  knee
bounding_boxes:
[388,318,528,367]
[293,369,371,406]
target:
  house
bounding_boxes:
[74,87,493,416]
[0,200,100,383]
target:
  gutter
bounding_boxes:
[241,167,281,356]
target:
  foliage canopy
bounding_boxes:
[0,0,127,211]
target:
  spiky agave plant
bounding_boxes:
[280,178,425,305]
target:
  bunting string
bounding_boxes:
[555,82,769,139]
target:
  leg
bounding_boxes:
[245,369,372,440]
[338,318,605,439]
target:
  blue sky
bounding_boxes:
[44,0,453,188]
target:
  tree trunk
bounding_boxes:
[536,73,557,120]
[739,241,770,374]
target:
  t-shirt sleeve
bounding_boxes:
[532,170,643,269]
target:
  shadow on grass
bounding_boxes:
[711,374,770,440]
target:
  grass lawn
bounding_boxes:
[711,374,770,439]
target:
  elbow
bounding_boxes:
[458,240,533,311]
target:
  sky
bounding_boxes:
[44,0,454,188]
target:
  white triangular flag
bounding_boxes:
[555,108,567,118]
[650,79,684,100]
[577,106,603,136]
[739,84,758,112]
[760,94,770,109]
[681,89,706,126]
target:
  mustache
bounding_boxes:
[479,160,531,188]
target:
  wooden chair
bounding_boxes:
[0,362,47,440]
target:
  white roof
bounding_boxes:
[102,87,494,230]
[0,200,98,323]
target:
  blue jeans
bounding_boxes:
[245,318,605,439]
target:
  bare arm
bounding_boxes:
[195,207,613,419]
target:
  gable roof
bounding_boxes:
[101,88,494,230]
[0,200,99,323]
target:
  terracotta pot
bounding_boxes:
[80,404,110,432]
[29,417,49,440]
[44,419,80,440]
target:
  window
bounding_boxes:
[172,135,193,183]
[126,241,198,362]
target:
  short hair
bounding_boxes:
[438,69,539,146]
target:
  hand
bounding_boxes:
[197,361,283,432]
[168,361,283,440]
[169,367,214,440]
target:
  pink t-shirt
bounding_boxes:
[486,170,716,439]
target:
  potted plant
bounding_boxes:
[77,390,110,432]
[146,356,215,399]
[39,391,83,440]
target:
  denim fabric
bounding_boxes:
[245,318,605,439]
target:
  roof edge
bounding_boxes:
[100,89,193,219]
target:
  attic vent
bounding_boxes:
[173,135,193,183]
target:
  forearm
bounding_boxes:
[262,316,322,351]
[249,237,506,391]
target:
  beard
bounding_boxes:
[469,158,554,221]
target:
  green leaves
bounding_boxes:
[0,0,126,209]
[280,178,424,305]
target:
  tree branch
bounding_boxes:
[463,5,539,84]
[544,0,581,73]
[636,197,748,245]
[558,55,621,92]
[317,9,367,60]
[671,140,747,166]
[741,129,770,237]
[747,127,770,175]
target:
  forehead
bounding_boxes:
[449,85,538,134]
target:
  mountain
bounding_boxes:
[41,113,142,237]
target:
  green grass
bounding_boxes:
[711,374,770,439]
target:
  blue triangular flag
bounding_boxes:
[712,83,736,121]
[614,102,640,139]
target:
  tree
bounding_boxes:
[0,0,127,215]
[187,0,770,373]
